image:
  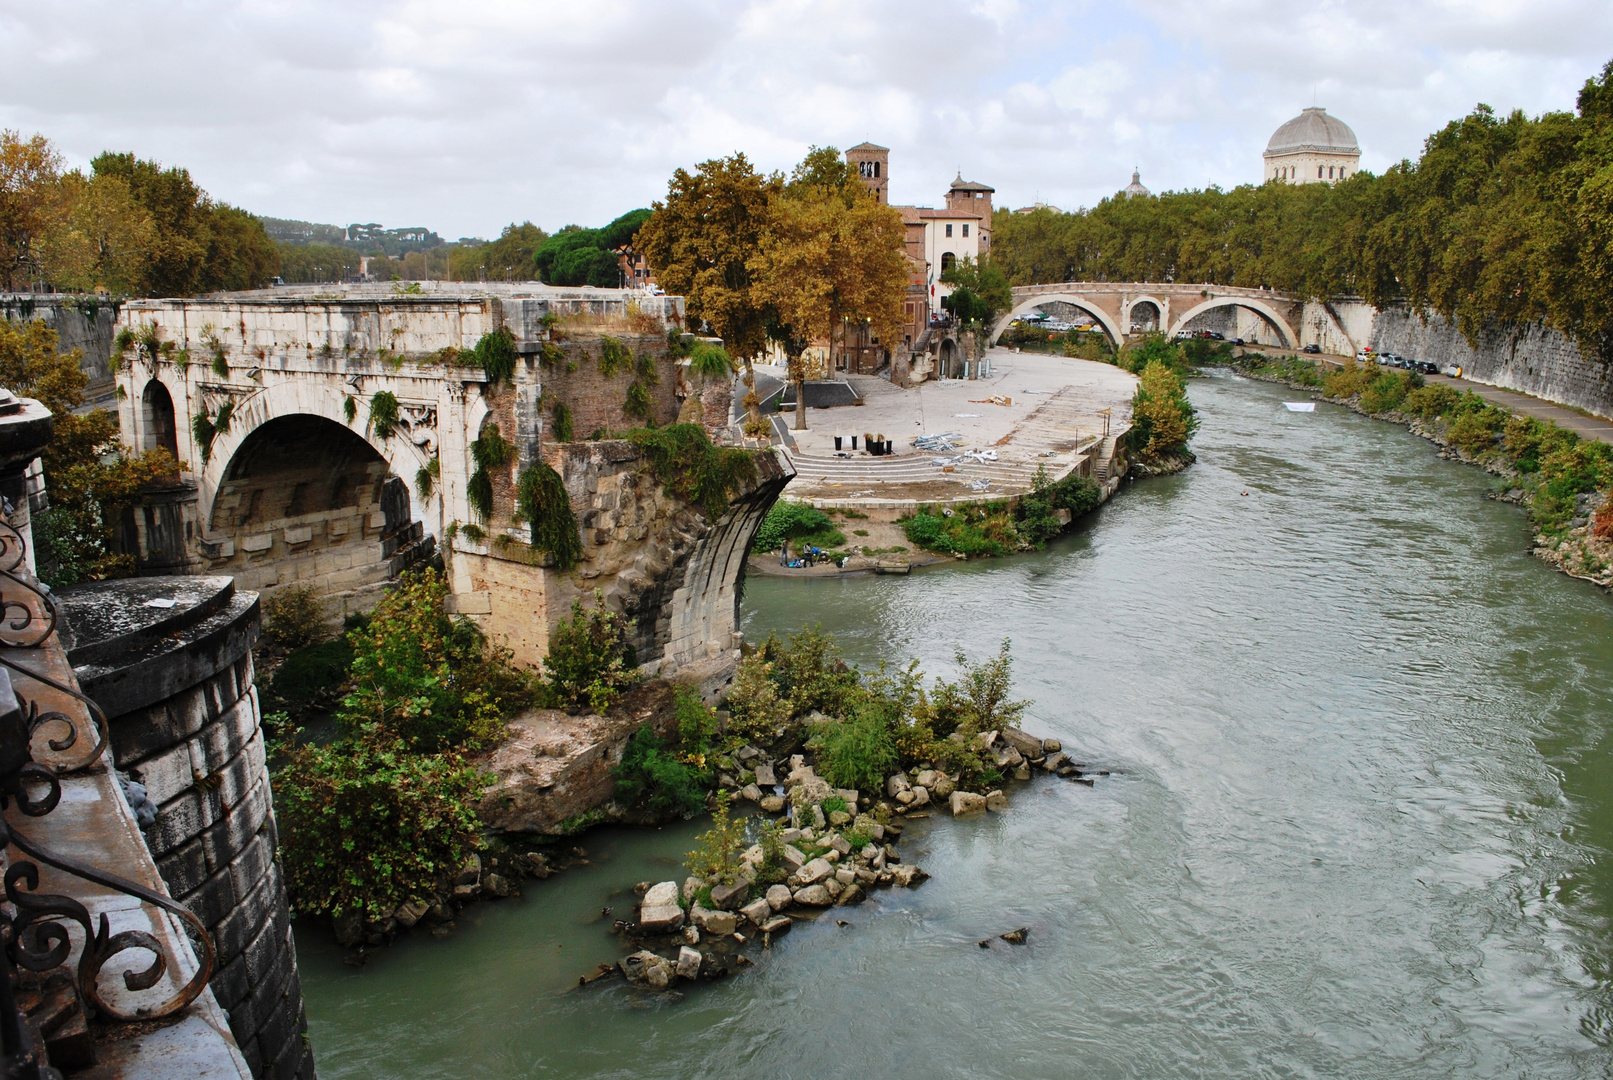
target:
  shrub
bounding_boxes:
[689,342,734,379]
[275,729,490,923]
[623,378,654,421]
[1445,411,1502,456]
[468,423,515,523]
[1126,360,1197,460]
[724,653,791,739]
[814,708,897,793]
[615,724,709,818]
[754,627,862,719]
[1592,496,1613,541]
[685,792,746,883]
[753,501,843,551]
[900,505,1016,558]
[627,423,758,518]
[1403,384,1460,419]
[1016,467,1102,545]
[265,636,353,717]
[262,583,328,649]
[928,640,1029,739]
[340,567,528,750]
[674,684,718,758]
[1358,371,1416,414]
[1323,358,1377,399]
[599,336,632,378]
[552,400,574,443]
[541,592,640,712]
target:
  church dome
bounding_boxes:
[1124,169,1150,198]
[1265,107,1359,155]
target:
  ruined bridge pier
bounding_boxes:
[113,285,786,676]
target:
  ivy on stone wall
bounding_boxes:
[190,398,235,464]
[599,336,632,378]
[552,400,574,443]
[467,423,515,523]
[474,325,516,387]
[369,391,400,440]
[627,422,758,519]
[623,379,654,422]
[416,455,440,500]
[516,463,582,572]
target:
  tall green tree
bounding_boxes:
[636,154,784,431]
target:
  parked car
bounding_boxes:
[1174,330,1193,340]
[1302,343,1321,354]
[1416,361,1438,375]
[1355,348,1376,363]
[1231,337,1245,346]
[1441,365,1464,378]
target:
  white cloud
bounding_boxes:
[1,0,1608,237]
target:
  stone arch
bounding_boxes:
[938,337,960,378]
[1126,296,1164,333]
[197,379,431,534]
[139,378,179,461]
[1169,296,1298,348]
[991,294,1125,348]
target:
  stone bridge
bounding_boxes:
[993,282,1307,349]
[112,283,787,675]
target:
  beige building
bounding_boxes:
[1264,107,1361,184]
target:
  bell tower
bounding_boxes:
[844,143,890,204]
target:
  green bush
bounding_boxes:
[516,463,582,571]
[266,636,353,716]
[339,568,529,750]
[541,592,640,712]
[754,501,845,551]
[674,683,718,757]
[1126,360,1198,459]
[262,583,328,649]
[275,729,490,923]
[814,709,897,793]
[1358,371,1420,414]
[1445,411,1502,456]
[900,508,1017,558]
[1403,384,1461,418]
[627,424,758,519]
[474,326,516,387]
[1016,467,1102,545]
[1322,359,1377,399]
[615,724,709,818]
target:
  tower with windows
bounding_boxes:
[845,142,890,204]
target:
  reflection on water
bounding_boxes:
[301,374,1613,1078]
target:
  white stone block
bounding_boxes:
[242,534,273,553]
[283,526,313,545]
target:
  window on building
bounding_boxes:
[962,224,970,238]
[1318,166,1324,178]
[941,252,956,272]
[874,162,880,177]
[945,224,953,237]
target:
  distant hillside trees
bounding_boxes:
[0,131,279,295]
[452,221,550,281]
[534,209,650,286]
[991,58,1613,359]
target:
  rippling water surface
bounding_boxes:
[300,373,1613,1078]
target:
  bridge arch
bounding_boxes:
[198,379,434,537]
[991,294,1126,348]
[1169,296,1298,348]
[1125,295,1167,334]
[138,377,179,461]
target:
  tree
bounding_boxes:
[0,318,174,584]
[37,170,156,295]
[532,210,648,286]
[939,255,1012,327]
[636,154,784,433]
[751,147,909,429]
[1125,359,1198,461]
[480,221,549,280]
[0,130,62,290]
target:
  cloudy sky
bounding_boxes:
[4,1,1611,240]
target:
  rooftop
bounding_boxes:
[1265,107,1360,156]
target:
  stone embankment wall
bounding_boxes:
[1369,306,1613,421]
[2,294,120,401]
[62,576,315,1080]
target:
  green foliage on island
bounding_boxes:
[615,723,711,820]
[991,59,1613,361]
[1127,360,1199,461]
[753,501,845,552]
[533,210,651,287]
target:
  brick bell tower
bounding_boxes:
[844,143,890,204]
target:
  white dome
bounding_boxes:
[1266,107,1359,155]
[1124,169,1151,198]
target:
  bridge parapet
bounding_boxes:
[996,281,1303,348]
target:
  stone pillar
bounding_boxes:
[59,576,316,1080]
[0,387,54,574]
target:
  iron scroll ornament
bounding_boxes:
[0,518,55,651]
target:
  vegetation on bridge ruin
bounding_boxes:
[993,59,1613,359]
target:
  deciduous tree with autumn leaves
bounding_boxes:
[635,146,910,433]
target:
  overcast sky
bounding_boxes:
[4,1,1611,240]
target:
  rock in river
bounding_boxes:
[766,884,794,911]
[676,946,702,980]
[621,950,676,989]
[950,791,987,816]
[793,884,834,906]
[640,881,685,932]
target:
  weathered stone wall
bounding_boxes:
[2,294,120,400]
[448,440,791,675]
[63,577,315,1080]
[1369,306,1613,420]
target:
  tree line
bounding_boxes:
[1,132,278,295]
[991,59,1613,359]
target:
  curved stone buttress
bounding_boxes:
[59,576,316,1080]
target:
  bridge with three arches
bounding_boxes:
[991,282,1304,349]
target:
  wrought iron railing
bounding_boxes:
[0,517,214,1079]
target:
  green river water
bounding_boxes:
[298,372,1613,1078]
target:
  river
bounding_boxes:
[298,372,1613,1078]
